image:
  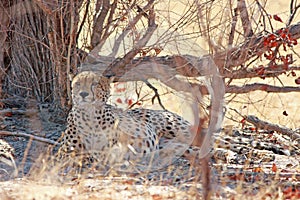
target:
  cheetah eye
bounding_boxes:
[74,82,80,87]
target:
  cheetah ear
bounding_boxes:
[108,76,115,83]
[68,72,75,81]
[103,74,115,83]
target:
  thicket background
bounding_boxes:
[0,0,299,124]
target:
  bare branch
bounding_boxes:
[103,6,157,77]
[33,0,57,15]
[76,1,90,42]
[108,0,155,58]
[91,0,110,48]
[214,22,300,69]
[228,8,238,47]
[226,83,300,94]
[98,0,118,50]
[224,65,300,79]
[288,1,300,26]
[84,52,300,81]
[143,80,166,110]
[237,0,254,37]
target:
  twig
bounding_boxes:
[98,0,118,50]
[0,131,58,145]
[103,5,157,77]
[66,0,75,106]
[91,0,110,48]
[245,115,300,142]
[143,80,166,110]
[237,0,254,37]
[108,1,155,58]
[76,0,90,42]
[228,8,238,47]
[288,1,300,26]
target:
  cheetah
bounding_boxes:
[57,71,195,172]
[0,139,17,176]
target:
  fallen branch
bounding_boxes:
[0,131,58,146]
[245,115,300,143]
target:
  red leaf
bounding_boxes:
[115,88,126,93]
[268,34,276,40]
[116,98,122,104]
[240,118,246,123]
[264,52,274,60]
[249,127,256,131]
[283,187,300,199]
[4,112,12,117]
[127,98,133,106]
[281,33,287,39]
[295,77,300,84]
[272,163,277,172]
[154,47,162,55]
[269,41,278,48]
[253,167,263,173]
[291,39,298,45]
[273,15,283,23]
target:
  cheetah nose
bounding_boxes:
[79,91,89,98]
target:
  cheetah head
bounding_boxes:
[71,71,112,105]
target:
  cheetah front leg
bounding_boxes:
[55,112,87,171]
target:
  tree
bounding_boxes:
[1,0,299,105]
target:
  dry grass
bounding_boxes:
[1,75,300,199]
